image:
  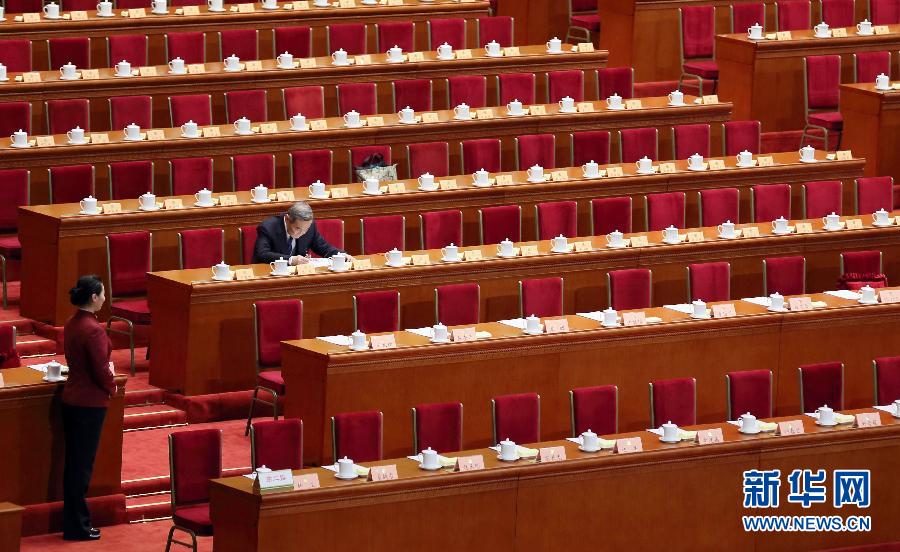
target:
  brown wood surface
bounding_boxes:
[0,502,23,552]
[0,368,126,505]
[840,83,900,181]
[496,0,569,48]
[148,211,900,397]
[0,0,490,70]
[18,149,863,326]
[210,409,900,551]
[717,25,900,132]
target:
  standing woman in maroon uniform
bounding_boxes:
[61,275,116,541]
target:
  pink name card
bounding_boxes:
[777,420,805,436]
[451,328,477,342]
[855,413,881,428]
[695,428,724,445]
[455,455,485,472]
[369,334,397,350]
[544,319,569,333]
[788,297,813,311]
[538,446,567,463]
[614,437,642,454]
[293,473,320,490]
[367,465,399,482]
[879,290,900,303]
[622,312,647,326]
[712,304,736,318]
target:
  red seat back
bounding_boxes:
[461,138,501,173]
[435,283,480,326]
[570,385,617,436]
[608,269,652,311]
[49,164,94,205]
[520,277,563,318]
[169,429,222,508]
[109,95,152,130]
[274,26,312,58]
[875,356,900,405]
[108,34,147,67]
[421,210,462,249]
[799,362,844,412]
[650,377,696,427]
[219,29,258,60]
[536,201,577,240]
[673,123,710,159]
[548,70,585,103]
[699,188,740,226]
[727,369,772,419]
[498,72,536,105]
[408,142,449,178]
[251,419,303,471]
[254,299,302,368]
[332,411,383,463]
[225,89,268,123]
[109,161,153,200]
[646,192,686,231]
[751,183,792,222]
[179,228,224,270]
[590,196,632,235]
[413,402,463,453]
[447,75,487,108]
[764,256,806,295]
[493,392,540,444]
[232,154,275,192]
[376,21,415,52]
[353,291,399,333]
[290,149,333,186]
[803,180,842,218]
[107,230,151,298]
[328,23,367,55]
[170,157,213,195]
[428,18,467,50]
[516,133,556,170]
[688,261,731,302]
[479,205,521,244]
[338,82,378,116]
[283,86,325,119]
[571,130,611,166]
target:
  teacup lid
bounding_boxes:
[275,257,286,263]
[662,420,677,428]
[500,437,515,445]
[433,322,446,329]
[692,299,706,306]
[488,40,499,45]
[500,237,513,243]
[253,183,266,189]
[256,465,271,472]
[530,164,543,170]
[338,456,353,463]
[741,412,756,420]
[420,172,432,178]
[445,242,456,248]
[215,260,229,268]
[769,291,783,298]
[525,314,539,321]
[47,360,60,367]
[581,428,596,437]
[422,447,436,454]
[351,329,364,337]
[603,307,617,314]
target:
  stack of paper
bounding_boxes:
[824,290,861,300]
[317,335,351,346]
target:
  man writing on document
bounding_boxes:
[252,201,350,264]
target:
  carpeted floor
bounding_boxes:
[20,520,213,551]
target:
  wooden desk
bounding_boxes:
[148,213,900,397]
[0,367,126,505]
[496,0,569,48]
[0,503,23,552]
[0,0,490,70]
[18,149,865,326]
[3,46,607,135]
[717,26,900,131]
[210,410,900,551]
[840,83,900,181]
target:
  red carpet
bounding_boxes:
[20,520,213,552]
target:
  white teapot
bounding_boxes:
[212,261,231,280]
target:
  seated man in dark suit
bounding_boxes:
[252,201,347,264]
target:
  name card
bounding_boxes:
[700,95,719,105]
[845,218,863,230]
[438,180,458,190]
[411,254,430,266]
[538,446,566,463]
[387,0,402,5]
[832,27,847,37]
[576,102,595,113]
[777,420,805,436]
[163,198,183,209]
[873,25,890,34]
[244,60,262,71]
[695,428,724,445]
[200,127,219,138]
[686,231,705,243]
[855,413,882,428]
[451,327,477,342]
[329,187,348,198]
[276,190,295,202]
[712,304,736,318]
[544,319,569,333]
[370,334,397,350]
[293,473,320,490]
[213,194,236,207]
[295,263,316,275]
[257,469,294,490]
[795,222,813,234]
[234,268,255,281]
[570,241,591,252]
[22,72,41,83]
[757,156,774,167]
[35,136,55,147]
[775,31,792,40]
[366,464,399,482]
[502,46,520,56]
[878,289,900,303]
[22,13,41,22]
[530,105,547,115]
[475,109,494,119]
[495,174,513,185]
[309,120,328,131]
[463,249,482,261]
[613,437,642,454]
[70,10,88,19]
[625,99,643,109]
[455,49,472,59]
[742,226,760,238]
[138,66,158,77]
[182,5,200,14]
[658,162,676,174]
[237,2,254,11]
[788,297,812,311]
[128,7,147,17]
[339,0,355,6]
[101,203,122,214]
[520,245,539,256]
[835,150,852,160]
[454,455,484,472]
[366,116,383,127]
[576,42,595,52]
[550,170,569,182]
[386,182,405,194]
[622,312,646,326]
[421,112,440,123]
[407,52,425,62]
[708,159,726,170]
[629,235,649,247]
[252,123,275,135]
[298,57,316,69]
[352,259,372,270]
[0,372,4,387]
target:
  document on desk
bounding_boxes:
[824,290,861,300]
[317,335,351,346]
[663,304,694,315]
[498,318,527,329]
[742,296,772,307]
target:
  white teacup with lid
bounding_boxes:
[580,429,599,451]
[290,113,307,131]
[151,0,167,13]
[10,129,28,148]
[876,73,891,90]
[497,238,514,257]
[768,292,785,311]
[224,54,241,72]
[398,106,415,124]
[43,2,60,18]
[687,153,705,171]
[207,0,224,11]
[717,220,736,239]
[211,261,231,280]
[667,89,684,106]
[387,45,404,63]
[139,192,157,211]
[499,438,518,461]
[331,48,349,65]
[691,299,708,319]
[124,122,141,141]
[582,160,600,178]
[383,248,403,267]
[313,0,329,6]
[484,40,501,57]
[661,421,680,442]
[168,57,186,74]
[80,196,99,214]
[546,37,562,53]
[606,93,623,110]
[277,52,294,69]
[453,103,471,120]
[420,447,440,469]
[739,412,760,434]
[559,96,576,112]
[872,208,891,226]
[859,285,878,304]
[115,60,132,77]
[45,360,63,381]
[772,216,790,234]
[328,252,349,272]
[822,212,841,230]
[181,120,199,138]
[336,457,357,479]
[441,243,459,262]
[349,330,367,350]
[747,23,763,40]
[814,21,830,38]
[431,322,449,343]
[736,150,754,167]
[261,0,277,9]
[506,99,524,116]
[799,145,816,162]
[635,156,653,174]
[96,1,113,16]
[343,110,361,128]
[195,188,213,206]
[67,126,86,144]
[234,117,252,135]
[857,19,873,35]
[417,172,436,191]
[251,184,269,202]
[551,234,568,252]
[524,314,542,334]
[606,230,625,248]
[308,180,326,198]
[472,168,490,186]
[662,225,680,244]
[363,177,380,195]
[527,165,545,182]
[437,43,453,60]
[816,404,835,425]
[59,62,78,80]
[270,257,290,276]
[601,307,619,327]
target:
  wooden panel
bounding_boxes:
[840,84,900,181]
[0,503,23,552]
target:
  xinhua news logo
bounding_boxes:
[741,469,872,532]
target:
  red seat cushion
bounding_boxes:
[172,504,213,536]
[807,111,843,130]
[110,299,151,324]
[682,60,719,79]
[0,235,21,258]
[570,14,601,31]
[257,370,285,395]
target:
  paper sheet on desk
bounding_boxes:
[577,311,603,322]
[824,290,861,300]
[317,335,351,346]
[28,363,69,374]
[742,297,772,307]
[663,304,693,314]
[875,404,900,416]
[498,318,527,329]
[566,436,615,448]
[406,327,434,338]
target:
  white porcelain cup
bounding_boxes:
[115,60,132,76]
[582,160,600,178]
[329,253,349,271]
[873,209,890,225]
[225,54,241,71]
[769,292,784,310]
[313,0,329,6]
[251,184,268,202]
[290,113,306,130]
[857,19,873,34]
[581,429,599,450]
[168,57,186,73]
[195,188,213,205]
[437,43,453,59]
[740,413,759,432]
[559,96,575,112]
[485,41,501,56]
[387,45,403,62]
[79,196,98,213]
[876,73,890,90]
[431,323,448,342]
[799,145,816,162]
[602,307,618,327]
[668,90,684,105]
[59,62,77,79]
[343,110,360,127]
[506,99,523,116]
[772,217,789,233]
[181,120,198,137]
[663,225,679,243]
[421,447,440,468]
[151,0,167,13]
[43,2,60,17]
[472,169,489,186]
[0,64,7,81]
[527,165,545,182]
[747,23,763,39]
[384,248,402,266]
[635,156,653,173]
[688,153,704,170]
[606,93,623,109]
[337,457,356,478]
[417,173,436,191]
[124,123,141,140]
[277,52,293,69]
[255,465,271,473]
[46,361,62,380]
[454,103,470,119]
[331,49,348,65]
[261,0,277,8]
[817,405,835,424]
[233,117,251,134]
[499,438,517,460]
[350,330,366,349]
[546,37,562,52]
[139,192,156,210]
[207,0,223,10]
[270,257,289,275]
[551,235,568,251]
[67,127,85,143]
[893,399,900,415]
[497,238,514,256]
[814,22,829,37]
[606,230,624,247]
[822,212,840,230]
[441,243,459,261]
[308,180,326,197]
[524,314,541,333]
[96,1,113,15]
[717,220,736,238]
[10,130,27,147]
[860,285,877,303]
[691,299,707,318]
[737,150,753,166]
[662,421,679,441]
[363,177,380,194]
[398,106,415,124]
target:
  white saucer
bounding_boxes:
[687,166,707,171]
[662,239,681,245]
[79,210,101,216]
[437,56,454,61]
[234,130,255,136]
[44,15,63,19]
[668,102,686,107]
[309,194,329,200]
[95,12,115,17]
[767,306,788,312]
[251,198,271,204]
[472,182,492,188]
[9,143,31,149]
[739,428,761,435]
[42,375,66,382]
[385,262,405,268]
[0,77,8,82]
[348,345,369,352]
[122,136,143,141]
[334,472,357,480]
[496,252,517,258]
[691,313,711,320]
[223,68,242,73]
[578,446,601,453]
[332,61,351,67]
[386,59,405,64]
[485,53,503,58]
[168,70,187,75]
[659,437,680,443]
[440,257,460,263]
[180,133,200,139]
[277,64,294,70]
[876,86,891,91]
[815,420,837,427]
[397,119,418,125]
[872,221,894,227]
[856,31,874,36]
[68,139,88,145]
[152,9,168,14]
[551,248,569,254]
[453,115,472,121]
[139,206,160,212]
[429,338,450,344]
[635,170,655,175]
[362,190,382,196]
[858,299,879,305]
[506,112,527,117]
[211,276,233,282]
[523,329,543,335]
[207,6,225,11]
[344,124,364,129]
[194,202,215,207]
[260,4,279,8]
[329,266,351,273]
[824,226,842,231]
[606,243,627,249]
[606,105,625,111]
[771,229,792,235]
[546,49,565,54]
[269,271,292,277]
[58,76,79,81]
[527,178,546,183]
[418,463,441,470]
[114,73,135,78]
[799,158,818,163]
[736,162,755,168]
[558,108,578,114]
[496,454,520,462]
[601,322,621,328]
[748,36,765,41]
[290,126,309,132]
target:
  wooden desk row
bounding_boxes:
[147,211,900,396]
[0,0,490,69]
[717,24,900,131]
[0,367,126,506]
[20,149,864,326]
[210,409,900,551]
[840,83,900,183]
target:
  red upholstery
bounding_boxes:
[169,94,212,127]
[723,120,762,155]
[673,123,710,159]
[49,164,93,205]
[239,225,257,264]
[64,0,100,9]
[435,283,479,326]
[699,188,739,226]
[597,67,634,99]
[840,249,887,290]
[109,95,152,130]
[47,99,89,135]
[572,131,611,166]
[408,142,450,177]
[620,127,658,163]
[874,356,900,404]
[570,14,601,31]
[393,79,433,112]
[461,138,501,173]
[808,112,844,131]
[333,411,382,462]
[0,325,20,369]
[799,362,844,412]
[0,169,29,231]
[520,277,563,317]
[870,0,900,23]
[109,299,150,324]
[314,219,345,255]
[421,209,463,249]
[108,34,147,67]
[856,176,894,214]
[328,23,367,55]
[0,235,21,261]
[48,37,90,70]
[479,205,521,244]
[0,40,32,73]
[681,6,715,59]
[232,154,275,192]
[274,26,312,59]
[498,72,536,105]
[591,197,632,235]
[731,3,766,32]
[447,75,488,108]
[376,21,415,52]
[650,377,696,427]
[170,157,213,195]
[108,231,151,297]
[688,261,731,302]
[682,59,719,79]
[608,269,652,310]
[109,161,153,200]
[855,51,892,83]
[764,256,806,295]
[493,393,540,444]
[165,32,205,65]
[803,180,842,218]
[752,183,792,222]
[219,29,258,60]
[283,86,325,119]
[354,291,399,333]
[255,299,302,368]
[361,216,404,254]
[570,385,617,436]
[536,201,577,240]
[776,0,812,30]
[290,149,333,186]
[646,192,686,231]
[548,70,585,103]
[806,55,841,110]
[727,370,772,419]
[251,419,303,471]
[428,18,466,50]
[821,0,856,27]
[0,102,32,137]
[169,428,221,536]
[516,133,556,170]
[3,0,42,13]
[413,402,463,453]
[337,82,377,116]
[225,89,267,123]
[180,228,223,270]
[477,16,514,47]
[350,146,391,173]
